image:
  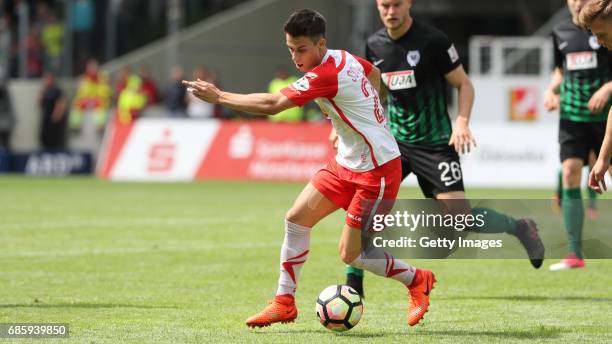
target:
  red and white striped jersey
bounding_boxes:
[281,49,400,172]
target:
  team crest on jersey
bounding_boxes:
[382,70,417,90]
[407,51,420,67]
[291,72,318,92]
[567,51,598,71]
[589,36,601,50]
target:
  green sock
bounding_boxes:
[470,208,517,235]
[562,188,584,258]
[346,265,364,277]
[587,184,597,209]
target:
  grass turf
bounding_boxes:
[0,176,610,343]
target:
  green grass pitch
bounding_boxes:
[0,176,610,343]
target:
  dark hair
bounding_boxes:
[579,0,612,29]
[284,9,326,41]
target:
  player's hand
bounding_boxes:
[587,87,611,113]
[543,89,560,111]
[588,157,610,194]
[182,79,220,104]
[328,128,338,150]
[449,118,476,154]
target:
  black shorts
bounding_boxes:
[559,120,611,164]
[398,141,465,198]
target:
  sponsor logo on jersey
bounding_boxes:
[589,36,601,50]
[448,44,459,63]
[566,51,598,71]
[347,212,362,223]
[291,72,318,92]
[407,50,420,67]
[382,70,417,90]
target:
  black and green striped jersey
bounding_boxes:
[552,17,612,123]
[366,20,461,145]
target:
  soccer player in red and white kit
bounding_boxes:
[184,9,435,328]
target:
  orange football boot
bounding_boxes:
[245,294,298,328]
[407,269,436,326]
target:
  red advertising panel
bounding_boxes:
[196,121,334,181]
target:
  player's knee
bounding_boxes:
[563,165,581,177]
[562,164,582,186]
[285,207,301,224]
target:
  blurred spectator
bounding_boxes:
[164,65,187,117]
[139,65,159,105]
[41,10,64,75]
[0,77,14,150]
[114,65,131,102]
[186,66,215,119]
[70,58,111,134]
[26,26,43,78]
[39,72,67,150]
[116,75,147,125]
[267,66,303,122]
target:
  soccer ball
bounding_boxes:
[315,285,364,331]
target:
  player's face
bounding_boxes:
[590,16,612,50]
[377,0,412,30]
[567,0,590,23]
[285,34,327,73]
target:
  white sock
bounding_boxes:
[350,252,416,286]
[276,220,311,296]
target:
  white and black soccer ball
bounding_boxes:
[315,285,364,331]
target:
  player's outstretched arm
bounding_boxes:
[182,79,295,116]
[544,68,563,111]
[445,66,476,154]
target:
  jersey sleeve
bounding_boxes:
[280,63,338,107]
[552,33,563,68]
[431,32,462,75]
[352,54,373,76]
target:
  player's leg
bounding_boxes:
[410,144,520,237]
[339,223,435,326]
[586,151,599,220]
[276,182,341,296]
[341,157,434,326]
[409,143,544,267]
[345,143,414,297]
[246,177,345,327]
[435,191,544,268]
[550,120,588,271]
[549,157,585,271]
